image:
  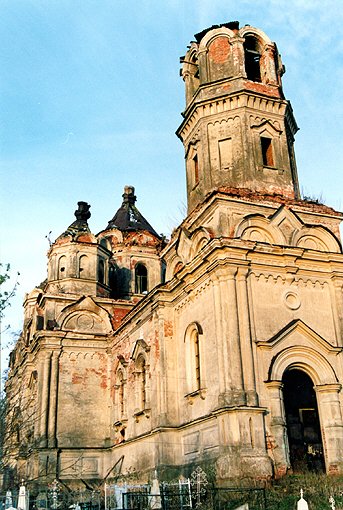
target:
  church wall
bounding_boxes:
[249,274,337,344]
[174,280,220,420]
[57,350,111,447]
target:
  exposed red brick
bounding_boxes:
[244,80,281,98]
[216,186,341,216]
[111,307,131,330]
[209,37,229,64]
[76,234,94,243]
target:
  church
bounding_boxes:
[4,21,343,488]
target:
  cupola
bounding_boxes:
[46,202,111,297]
[98,187,165,300]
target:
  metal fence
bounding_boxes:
[0,487,266,510]
[121,487,266,510]
[0,489,102,510]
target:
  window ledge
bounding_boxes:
[185,388,207,404]
[262,164,277,170]
[114,419,127,430]
[133,408,151,422]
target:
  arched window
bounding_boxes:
[100,238,110,250]
[57,256,67,279]
[244,36,261,82]
[260,136,274,167]
[192,328,201,391]
[173,261,183,276]
[184,322,204,394]
[109,264,117,297]
[136,355,147,410]
[135,263,148,294]
[78,254,88,278]
[116,369,125,419]
[193,153,199,185]
[98,259,105,284]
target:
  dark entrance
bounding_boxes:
[282,369,325,472]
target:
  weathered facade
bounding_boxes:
[4,22,343,488]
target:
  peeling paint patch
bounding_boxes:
[164,320,173,337]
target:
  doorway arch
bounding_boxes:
[282,369,325,472]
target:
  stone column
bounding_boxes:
[197,48,208,84]
[236,268,257,406]
[39,352,52,447]
[48,350,60,447]
[229,36,245,77]
[265,381,289,476]
[315,383,343,474]
[262,44,278,84]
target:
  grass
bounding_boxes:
[266,474,343,510]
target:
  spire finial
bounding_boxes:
[74,201,91,221]
[123,186,136,205]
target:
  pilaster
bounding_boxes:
[48,350,60,447]
[224,267,246,406]
[265,381,289,476]
[39,351,52,447]
[315,383,343,473]
[236,268,258,406]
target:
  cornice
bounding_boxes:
[177,90,287,142]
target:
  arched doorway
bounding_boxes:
[282,369,325,472]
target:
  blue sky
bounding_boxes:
[1,0,343,359]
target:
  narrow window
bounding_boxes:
[249,417,255,448]
[244,36,261,82]
[136,356,147,409]
[261,136,274,167]
[135,263,148,294]
[193,154,199,185]
[193,329,201,391]
[109,264,116,297]
[173,261,183,276]
[184,323,203,394]
[79,255,88,277]
[141,359,146,409]
[117,370,125,418]
[100,238,109,250]
[98,259,105,284]
[58,256,67,280]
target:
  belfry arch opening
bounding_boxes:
[282,369,325,473]
[244,35,262,82]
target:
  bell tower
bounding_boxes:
[177,22,300,213]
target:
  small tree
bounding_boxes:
[0,263,20,391]
[0,263,20,322]
[0,263,20,477]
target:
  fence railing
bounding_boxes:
[120,487,266,510]
[0,486,266,510]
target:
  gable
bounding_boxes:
[257,319,341,385]
[57,296,112,335]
